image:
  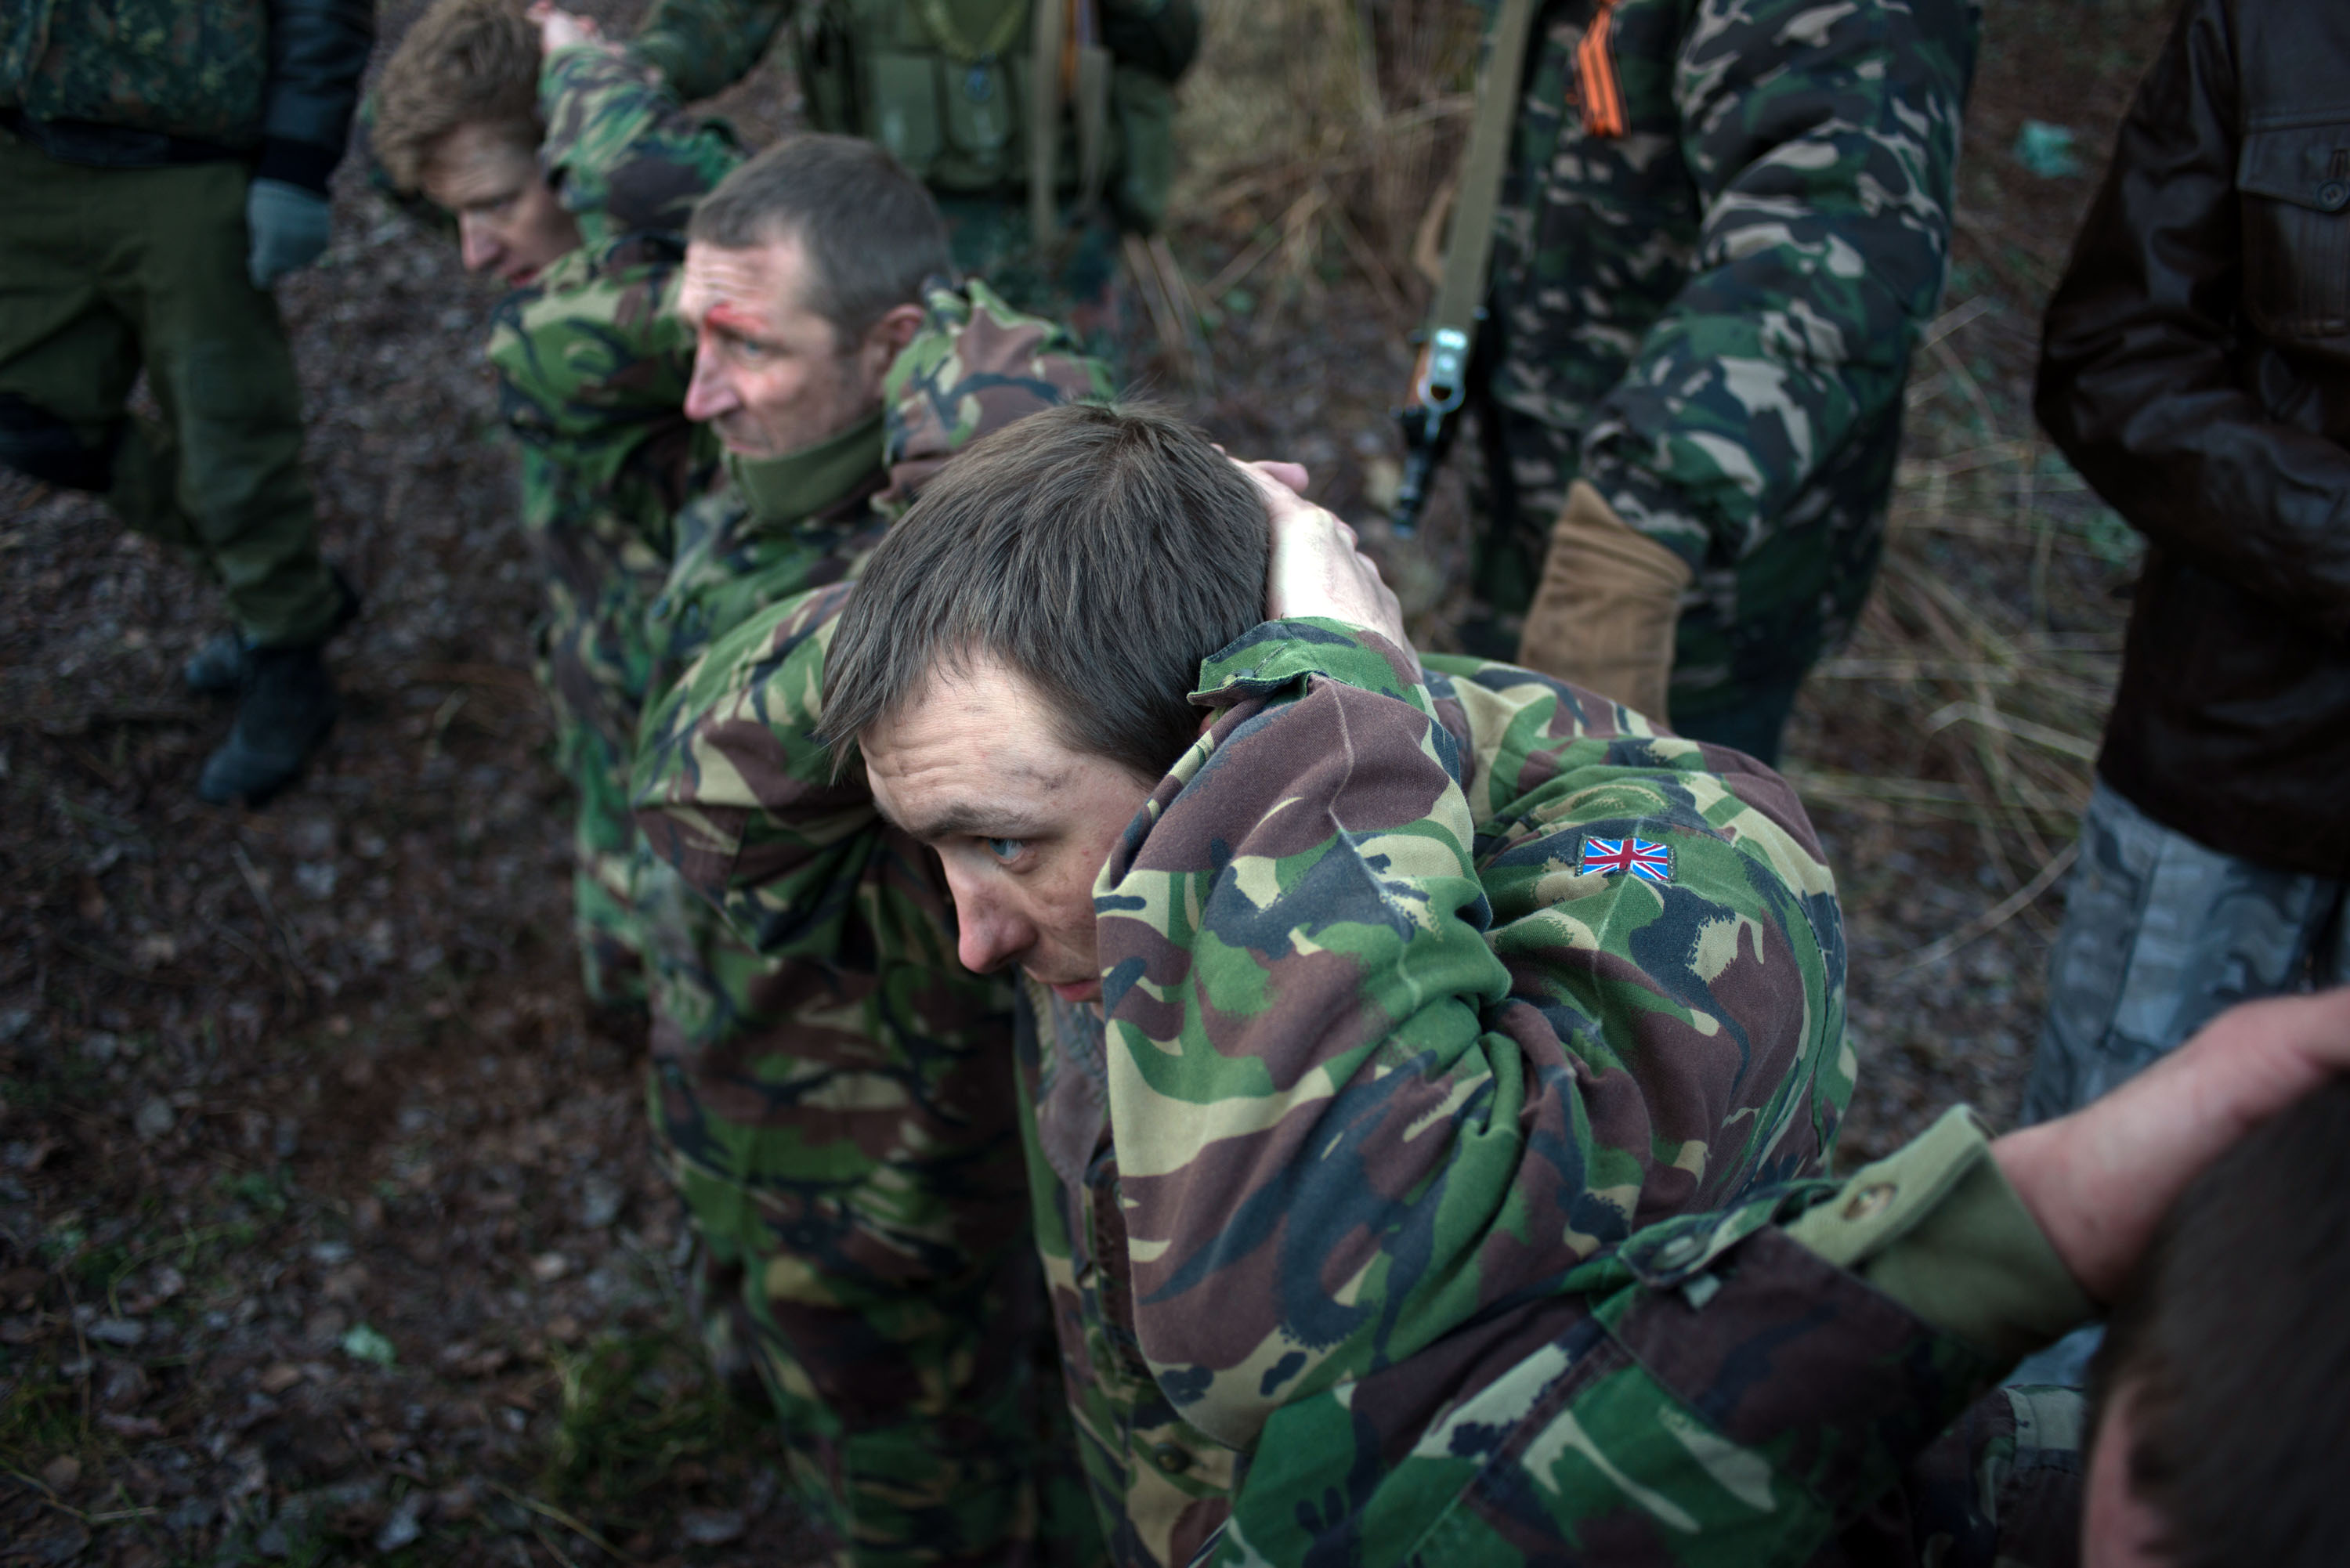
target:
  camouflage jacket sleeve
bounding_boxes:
[628,585,967,977]
[487,232,707,546]
[1090,620,1850,1453]
[1574,0,1981,569]
[627,0,793,103]
[538,43,743,245]
[1209,1109,2092,1566]
[873,277,1120,517]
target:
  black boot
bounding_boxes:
[197,643,340,807]
[183,631,248,695]
[185,568,359,699]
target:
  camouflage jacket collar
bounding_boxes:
[723,408,886,529]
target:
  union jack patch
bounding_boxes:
[1579,836,1674,883]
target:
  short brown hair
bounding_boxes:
[686,134,953,349]
[823,403,1273,781]
[2090,1074,2350,1567]
[373,0,541,193]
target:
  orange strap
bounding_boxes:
[1575,0,1626,138]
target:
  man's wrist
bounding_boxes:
[1786,1107,2095,1365]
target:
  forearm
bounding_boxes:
[1217,1114,2059,1566]
[1581,0,1976,565]
[627,0,794,103]
[538,47,743,242]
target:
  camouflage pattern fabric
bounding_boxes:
[1,0,370,154]
[637,610,1852,1566]
[1,1,266,143]
[1472,0,1981,720]
[1889,1384,2084,1567]
[481,45,738,1006]
[537,45,743,249]
[630,289,1113,1565]
[487,233,711,1006]
[938,198,1131,374]
[2023,777,2349,1126]
[1028,622,1850,1563]
[1205,1153,2041,1566]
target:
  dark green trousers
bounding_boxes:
[0,131,342,646]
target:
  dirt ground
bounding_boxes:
[0,1,2173,1562]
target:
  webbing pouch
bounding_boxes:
[868,52,945,172]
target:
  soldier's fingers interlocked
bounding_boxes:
[1240,461,1409,656]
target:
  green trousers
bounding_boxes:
[0,131,342,647]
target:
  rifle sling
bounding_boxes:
[1417,0,1542,413]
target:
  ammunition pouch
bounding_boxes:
[799,0,1181,233]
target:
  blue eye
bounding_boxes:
[985,837,1024,862]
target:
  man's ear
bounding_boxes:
[868,302,927,364]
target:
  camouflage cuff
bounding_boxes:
[1189,619,1423,709]
[1785,1107,2095,1367]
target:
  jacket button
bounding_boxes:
[2323,179,2348,209]
[1842,1182,1897,1223]
[1152,1441,1194,1474]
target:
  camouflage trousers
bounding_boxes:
[637,862,1104,1567]
[2022,776,2350,1126]
[530,495,671,1011]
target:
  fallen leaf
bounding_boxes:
[98,1411,165,1437]
[680,1508,746,1545]
[40,1454,81,1492]
[528,1251,569,1281]
[258,1362,306,1395]
[339,1323,397,1367]
[321,1263,370,1303]
[88,1316,146,1346]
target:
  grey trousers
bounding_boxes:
[2021,777,2348,1127]
[2007,778,2345,1389]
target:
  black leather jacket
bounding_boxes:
[2037,0,2350,878]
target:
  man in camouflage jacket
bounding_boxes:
[374,1,741,1009]
[1483,0,1981,764]
[631,404,1852,1566]
[634,136,1115,1565]
[0,0,373,804]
